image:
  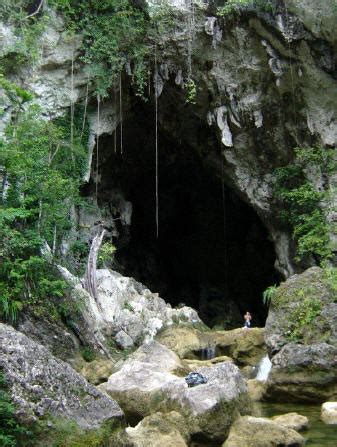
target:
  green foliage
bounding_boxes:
[323,267,337,299]
[80,347,96,363]
[0,74,33,103]
[0,1,30,21]
[0,371,32,446]
[123,301,134,312]
[0,2,48,64]
[34,418,120,447]
[97,241,116,269]
[185,79,197,104]
[0,105,87,322]
[1,1,193,101]
[285,297,322,342]
[217,0,275,16]
[273,146,335,264]
[49,0,150,97]
[262,284,277,306]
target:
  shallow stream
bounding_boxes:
[257,403,337,446]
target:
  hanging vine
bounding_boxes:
[95,95,100,202]
[119,72,123,155]
[154,44,159,239]
[70,48,75,162]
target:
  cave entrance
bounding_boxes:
[89,95,280,329]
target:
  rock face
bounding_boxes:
[156,325,266,366]
[58,266,201,355]
[105,340,250,442]
[2,1,337,276]
[0,323,124,429]
[265,267,337,402]
[321,402,337,425]
[151,2,337,274]
[17,312,79,361]
[223,415,305,447]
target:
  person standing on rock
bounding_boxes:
[243,311,252,328]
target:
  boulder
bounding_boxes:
[321,402,337,424]
[271,412,309,431]
[266,343,337,403]
[116,411,188,447]
[223,415,305,447]
[265,267,337,354]
[106,340,250,442]
[0,323,124,429]
[265,268,337,402]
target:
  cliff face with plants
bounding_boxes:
[0,0,337,445]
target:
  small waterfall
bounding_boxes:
[255,355,272,381]
[201,345,216,360]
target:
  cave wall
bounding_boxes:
[1,0,337,297]
[83,99,280,326]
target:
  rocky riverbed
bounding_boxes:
[1,266,336,445]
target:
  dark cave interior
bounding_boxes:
[85,93,281,329]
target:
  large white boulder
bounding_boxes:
[105,340,250,443]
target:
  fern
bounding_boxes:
[262,284,277,306]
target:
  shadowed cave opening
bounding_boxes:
[86,98,281,329]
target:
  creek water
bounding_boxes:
[256,402,337,446]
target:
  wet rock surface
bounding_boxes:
[0,323,124,429]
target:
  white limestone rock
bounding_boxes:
[59,267,201,351]
[321,402,337,425]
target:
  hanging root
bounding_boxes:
[70,48,75,163]
[154,44,159,239]
[95,95,100,202]
[81,76,89,141]
[119,73,123,154]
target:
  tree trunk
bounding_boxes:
[84,227,106,301]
